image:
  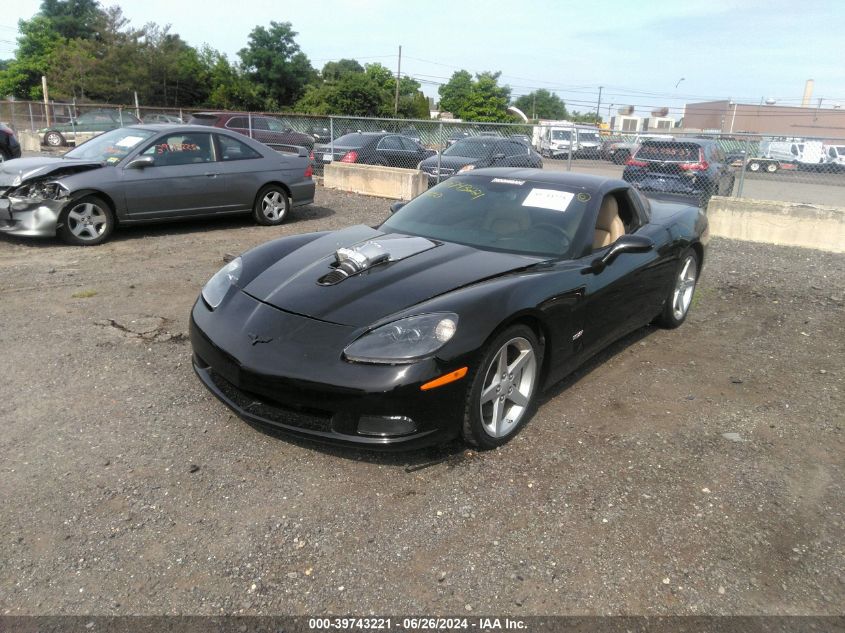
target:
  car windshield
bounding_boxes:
[443,139,496,158]
[579,132,600,143]
[381,174,590,258]
[64,127,155,163]
[636,142,701,162]
[551,130,571,141]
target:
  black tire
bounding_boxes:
[462,324,544,449]
[253,184,290,226]
[57,195,115,246]
[0,148,10,162]
[44,130,66,147]
[747,160,761,172]
[655,249,699,329]
[765,162,779,173]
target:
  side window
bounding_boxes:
[264,118,284,132]
[505,141,527,157]
[399,136,421,151]
[226,117,249,129]
[217,134,262,161]
[377,136,403,150]
[252,117,270,131]
[141,133,214,166]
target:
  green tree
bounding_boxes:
[437,70,512,122]
[238,21,316,109]
[437,69,472,115]
[39,0,105,40]
[321,58,363,82]
[513,89,567,120]
[569,110,601,124]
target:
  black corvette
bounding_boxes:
[190,169,708,450]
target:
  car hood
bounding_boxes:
[0,157,103,188]
[242,225,544,327]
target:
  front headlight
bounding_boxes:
[457,164,475,173]
[201,257,242,309]
[344,313,459,364]
[11,181,69,201]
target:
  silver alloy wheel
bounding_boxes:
[479,336,537,439]
[66,202,108,241]
[260,190,287,221]
[672,255,698,321]
[45,131,63,147]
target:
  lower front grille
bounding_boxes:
[208,370,333,433]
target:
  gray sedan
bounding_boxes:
[0,124,315,245]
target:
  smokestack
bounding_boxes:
[802,79,814,107]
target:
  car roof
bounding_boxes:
[123,123,245,133]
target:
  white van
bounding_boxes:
[760,140,826,167]
[824,144,845,171]
[536,123,602,159]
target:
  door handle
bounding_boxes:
[204,173,217,178]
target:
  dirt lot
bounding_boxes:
[1,186,843,616]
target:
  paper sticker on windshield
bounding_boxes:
[491,178,525,185]
[115,135,145,148]
[522,188,574,212]
[105,156,121,164]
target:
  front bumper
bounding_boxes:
[190,291,472,450]
[0,197,62,237]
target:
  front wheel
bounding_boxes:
[747,160,761,172]
[462,324,543,449]
[655,250,699,329]
[765,162,779,173]
[253,184,290,226]
[57,195,115,246]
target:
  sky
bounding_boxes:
[2,0,844,118]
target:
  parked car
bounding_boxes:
[315,132,435,172]
[190,169,707,449]
[509,134,532,146]
[188,112,315,151]
[142,113,183,124]
[0,124,314,246]
[306,125,332,144]
[418,137,543,186]
[622,138,735,206]
[0,123,22,161]
[41,109,142,147]
[602,133,670,164]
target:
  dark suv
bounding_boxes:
[188,112,314,151]
[622,138,735,207]
[0,123,22,161]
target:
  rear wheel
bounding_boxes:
[765,162,779,173]
[44,130,66,147]
[656,250,699,328]
[462,324,543,449]
[747,160,761,172]
[253,184,290,226]
[57,195,115,246]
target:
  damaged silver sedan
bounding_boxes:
[0,124,315,246]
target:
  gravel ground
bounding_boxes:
[0,186,843,616]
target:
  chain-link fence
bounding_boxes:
[2,99,844,208]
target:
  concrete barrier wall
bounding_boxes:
[708,196,845,253]
[18,131,41,152]
[324,162,428,201]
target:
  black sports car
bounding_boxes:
[190,169,708,450]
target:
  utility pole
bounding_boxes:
[42,75,50,127]
[532,93,536,120]
[393,45,402,116]
[595,86,603,124]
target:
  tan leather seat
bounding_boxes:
[593,195,625,249]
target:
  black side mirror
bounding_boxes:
[586,234,654,274]
[389,201,406,214]
[126,156,154,169]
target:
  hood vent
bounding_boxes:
[317,236,436,286]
